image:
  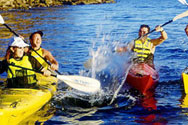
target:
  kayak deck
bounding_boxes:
[125,63,159,95]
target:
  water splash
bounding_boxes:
[86,38,133,94]
[55,33,135,109]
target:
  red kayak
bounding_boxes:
[125,63,159,95]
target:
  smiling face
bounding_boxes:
[30,33,42,50]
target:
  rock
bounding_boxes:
[0,0,14,10]
[0,0,115,10]
[14,0,29,9]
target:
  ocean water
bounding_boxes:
[1,0,188,124]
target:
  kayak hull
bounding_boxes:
[125,63,159,95]
[0,74,58,125]
[126,74,158,95]
[0,89,52,125]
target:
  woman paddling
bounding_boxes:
[0,36,51,88]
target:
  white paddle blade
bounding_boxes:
[178,0,188,5]
[0,15,5,24]
[57,75,101,93]
[173,10,188,21]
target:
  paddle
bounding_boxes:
[8,63,101,93]
[137,10,188,40]
[0,14,61,75]
[0,14,101,93]
[30,47,62,74]
[108,10,188,105]
[0,15,19,37]
[178,0,188,6]
[108,64,132,105]
[85,10,188,69]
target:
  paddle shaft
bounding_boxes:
[137,10,188,40]
[136,20,173,40]
[147,20,172,35]
[8,63,101,93]
[30,48,61,75]
[109,63,132,105]
[8,63,57,77]
[3,24,19,37]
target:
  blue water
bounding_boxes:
[1,0,188,124]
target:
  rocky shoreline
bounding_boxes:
[0,0,115,10]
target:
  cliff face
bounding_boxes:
[0,0,115,10]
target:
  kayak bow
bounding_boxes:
[0,74,57,125]
[125,63,159,95]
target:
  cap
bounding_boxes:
[8,36,29,47]
[29,31,43,39]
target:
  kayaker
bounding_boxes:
[0,36,51,88]
[116,24,167,68]
[29,31,59,71]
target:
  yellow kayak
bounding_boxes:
[0,74,58,125]
[19,103,56,125]
[180,94,188,108]
[182,73,188,94]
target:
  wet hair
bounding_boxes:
[29,31,43,40]
[139,24,150,32]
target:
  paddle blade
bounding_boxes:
[0,15,5,24]
[57,75,101,93]
[178,0,188,6]
[173,10,188,21]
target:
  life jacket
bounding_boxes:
[30,47,49,69]
[7,56,37,88]
[132,38,154,64]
